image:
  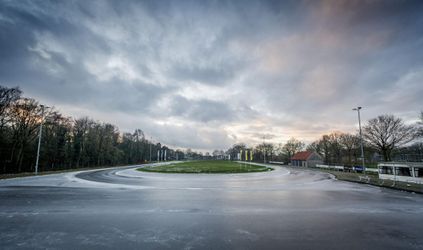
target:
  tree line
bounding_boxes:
[225,113,423,166]
[1,84,422,173]
[0,85,180,174]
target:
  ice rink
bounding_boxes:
[1,163,423,249]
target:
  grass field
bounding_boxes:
[138,160,273,174]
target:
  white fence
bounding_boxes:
[378,163,423,184]
[268,161,285,165]
[315,164,378,173]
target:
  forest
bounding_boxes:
[0,85,182,174]
[1,84,422,174]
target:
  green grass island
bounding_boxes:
[137,160,273,174]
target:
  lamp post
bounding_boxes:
[263,135,266,163]
[35,105,47,175]
[353,106,365,174]
[149,136,152,162]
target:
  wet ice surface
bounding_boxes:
[1,163,423,249]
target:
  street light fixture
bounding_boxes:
[353,106,366,175]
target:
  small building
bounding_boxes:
[378,162,423,184]
[291,151,323,167]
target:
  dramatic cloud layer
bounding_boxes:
[1,0,422,151]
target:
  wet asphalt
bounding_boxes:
[1,163,423,249]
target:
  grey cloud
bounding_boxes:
[169,63,238,86]
[1,0,422,151]
[158,124,233,150]
[0,0,168,113]
[169,96,235,123]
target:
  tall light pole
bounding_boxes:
[353,106,365,174]
[263,135,266,163]
[35,105,47,175]
[149,136,152,162]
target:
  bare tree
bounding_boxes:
[9,98,45,172]
[307,134,336,165]
[327,132,344,164]
[306,141,322,155]
[363,114,417,161]
[281,137,305,161]
[255,143,275,162]
[0,86,21,130]
[42,110,72,170]
[418,111,423,138]
[72,117,92,167]
[226,143,247,160]
[339,133,360,164]
[212,149,225,159]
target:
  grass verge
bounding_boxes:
[138,160,273,174]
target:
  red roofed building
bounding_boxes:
[291,151,323,167]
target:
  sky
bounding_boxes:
[1,0,422,151]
